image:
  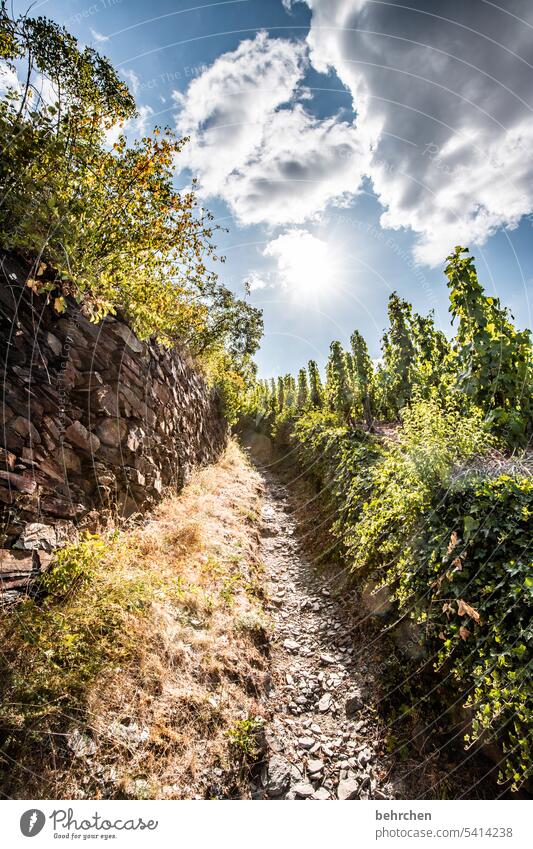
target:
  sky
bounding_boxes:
[9,0,533,377]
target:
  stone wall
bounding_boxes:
[0,252,228,592]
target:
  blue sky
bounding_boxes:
[14,0,533,377]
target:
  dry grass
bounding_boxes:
[0,439,269,799]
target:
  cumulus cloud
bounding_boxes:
[299,0,533,263]
[172,3,533,265]
[173,32,371,227]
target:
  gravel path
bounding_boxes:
[255,471,395,801]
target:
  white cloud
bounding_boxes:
[90,28,109,43]
[173,32,371,228]
[0,62,20,97]
[104,104,154,147]
[173,5,533,265]
[300,0,533,264]
[122,68,140,96]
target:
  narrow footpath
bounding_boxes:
[255,470,396,801]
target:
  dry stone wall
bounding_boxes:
[0,252,227,592]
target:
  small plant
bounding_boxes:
[42,533,108,598]
[226,717,264,759]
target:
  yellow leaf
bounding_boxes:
[54,296,66,314]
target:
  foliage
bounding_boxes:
[326,341,353,423]
[0,533,157,728]
[296,367,309,409]
[308,359,324,408]
[244,387,532,788]
[0,4,262,384]
[350,330,374,428]
[226,717,264,760]
[445,246,532,444]
[401,473,533,789]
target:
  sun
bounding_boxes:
[264,229,340,303]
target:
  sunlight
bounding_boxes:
[264,228,339,302]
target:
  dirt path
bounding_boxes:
[254,470,395,801]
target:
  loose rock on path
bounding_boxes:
[254,471,395,801]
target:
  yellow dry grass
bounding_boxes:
[0,439,269,799]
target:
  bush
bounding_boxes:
[282,399,532,788]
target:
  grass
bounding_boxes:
[0,439,269,799]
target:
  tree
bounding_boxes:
[277,376,285,412]
[445,246,532,444]
[296,368,309,410]
[350,330,374,429]
[0,4,263,372]
[326,341,353,423]
[379,293,416,418]
[308,360,324,408]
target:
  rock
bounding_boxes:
[111,322,144,353]
[265,755,291,797]
[95,417,128,447]
[10,416,41,443]
[307,758,324,776]
[67,728,97,758]
[0,469,37,493]
[292,782,315,799]
[64,421,100,454]
[337,777,360,800]
[318,693,333,712]
[14,522,57,552]
[283,639,300,652]
[345,691,363,717]
[0,448,16,471]
[320,653,336,665]
[45,331,63,356]
[59,445,81,474]
[312,787,331,800]
[297,737,315,750]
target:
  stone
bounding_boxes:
[283,639,300,652]
[265,755,291,797]
[0,469,37,494]
[61,446,82,474]
[14,523,57,552]
[297,737,315,750]
[345,691,363,717]
[292,782,315,799]
[318,693,333,712]
[312,787,331,800]
[111,322,144,353]
[64,421,100,454]
[0,448,16,471]
[95,417,128,447]
[307,758,324,776]
[10,416,41,443]
[320,653,336,665]
[91,386,120,417]
[67,728,97,758]
[337,777,360,800]
[45,331,63,356]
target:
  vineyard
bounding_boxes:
[241,248,533,790]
